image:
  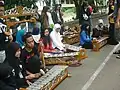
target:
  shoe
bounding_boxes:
[116,55,120,59]
[113,50,120,54]
[69,61,82,67]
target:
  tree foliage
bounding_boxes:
[4,0,38,9]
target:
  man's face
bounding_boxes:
[0,7,4,16]
[26,36,34,49]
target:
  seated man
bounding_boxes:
[92,19,105,38]
[50,23,66,52]
[21,32,45,78]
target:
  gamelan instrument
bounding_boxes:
[44,44,88,65]
[0,6,35,19]
[26,65,68,90]
[92,37,109,51]
[6,18,36,28]
[63,24,80,44]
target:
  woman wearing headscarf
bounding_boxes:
[4,42,29,89]
[0,63,17,90]
[80,24,93,49]
[50,23,65,51]
[4,42,41,89]
[16,23,26,48]
[50,24,66,51]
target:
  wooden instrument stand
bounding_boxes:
[92,37,109,51]
[44,44,88,66]
[19,65,69,90]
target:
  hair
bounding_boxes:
[41,6,50,24]
[23,32,32,43]
[41,28,51,47]
[41,6,50,13]
[82,1,88,8]
[54,4,61,11]
[80,23,90,35]
[33,5,38,9]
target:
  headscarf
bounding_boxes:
[50,23,64,50]
[32,27,41,43]
[81,24,89,33]
[0,63,13,79]
[5,42,21,75]
[16,29,25,47]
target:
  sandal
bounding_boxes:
[69,61,82,67]
[113,50,120,54]
[116,55,120,59]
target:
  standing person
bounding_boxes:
[113,0,120,57]
[41,6,50,30]
[108,0,118,45]
[0,0,13,63]
[79,1,92,36]
[33,5,41,33]
[52,4,64,25]
[51,4,64,34]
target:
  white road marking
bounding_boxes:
[81,43,120,90]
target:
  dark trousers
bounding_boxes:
[82,42,93,49]
[108,23,118,44]
[109,23,115,39]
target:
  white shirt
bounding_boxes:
[47,12,54,26]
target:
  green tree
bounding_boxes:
[4,0,38,9]
[73,0,83,19]
[73,0,95,19]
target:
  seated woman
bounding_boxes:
[50,23,66,52]
[39,28,58,53]
[80,24,93,49]
[4,42,41,89]
[32,27,41,48]
[16,23,26,48]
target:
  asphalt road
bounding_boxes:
[55,15,120,90]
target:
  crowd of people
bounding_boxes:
[0,0,120,90]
